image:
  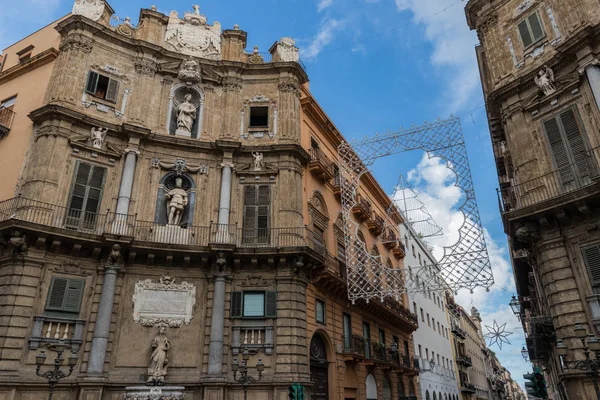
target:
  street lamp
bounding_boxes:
[558,325,600,400]
[232,349,264,400]
[521,346,529,362]
[509,296,521,319]
[35,341,78,400]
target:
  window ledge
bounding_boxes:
[231,324,274,355]
[29,316,86,353]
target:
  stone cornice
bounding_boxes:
[0,48,59,85]
[54,15,308,85]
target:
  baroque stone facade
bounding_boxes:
[466,0,600,399]
[0,2,417,400]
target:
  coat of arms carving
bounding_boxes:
[72,0,105,22]
[164,5,221,59]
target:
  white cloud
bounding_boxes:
[302,18,344,60]
[402,154,526,389]
[317,0,334,12]
[393,0,481,113]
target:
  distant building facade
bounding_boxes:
[400,221,460,400]
[466,0,600,398]
[0,1,419,400]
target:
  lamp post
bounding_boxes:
[232,348,264,400]
[557,325,600,400]
[509,296,521,320]
[35,340,78,400]
[521,346,529,362]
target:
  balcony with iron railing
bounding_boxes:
[352,195,372,222]
[499,149,600,216]
[0,107,16,139]
[451,322,467,340]
[366,213,385,236]
[308,147,335,182]
[460,381,476,393]
[456,354,473,368]
[0,197,327,256]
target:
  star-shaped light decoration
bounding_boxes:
[484,320,513,350]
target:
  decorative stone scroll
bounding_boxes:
[72,0,105,22]
[155,158,209,175]
[133,276,196,327]
[164,5,222,59]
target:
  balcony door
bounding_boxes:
[310,334,329,400]
[66,161,106,231]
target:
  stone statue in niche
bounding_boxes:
[147,325,170,384]
[90,127,108,149]
[535,66,556,96]
[252,152,264,171]
[166,177,188,225]
[176,94,197,135]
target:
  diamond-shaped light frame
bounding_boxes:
[338,117,494,303]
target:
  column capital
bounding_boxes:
[578,57,600,75]
[124,147,140,156]
[221,162,234,168]
[101,263,121,274]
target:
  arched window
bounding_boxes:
[433,391,437,400]
[366,374,378,400]
[438,392,442,400]
[308,192,329,255]
[382,377,391,400]
[167,84,204,138]
[426,390,431,400]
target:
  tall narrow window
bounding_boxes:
[343,313,352,349]
[543,108,591,190]
[243,185,270,244]
[249,106,269,128]
[582,244,600,293]
[379,328,386,345]
[518,12,545,49]
[45,277,85,318]
[363,322,371,358]
[316,299,326,324]
[85,71,120,103]
[66,161,106,230]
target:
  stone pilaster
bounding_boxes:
[277,156,303,227]
[127,58,158,127]
[585,64,600,113]
[207,271,227,375]
[220,79,242,139]
[277,79,301,143]
[87,263,120,374]
[217,161,234,227]
[115,148,140,215]
[274,267,310,383]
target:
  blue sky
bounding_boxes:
[1,0,530,390]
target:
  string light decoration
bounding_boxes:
[484,320,513,350]
[338,116,494,303]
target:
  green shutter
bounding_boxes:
[243,185,270,244]
[85,71,99,94]
[45,277,84,315]
[231,291,242,318]
[518,20,533,48]
[528,12,545,42]
[544,116,574,185]
[67,162,107,230]
[561,109,590,181]
[582,245,600,287]
[265,291,277,318]
[105,79,120,103]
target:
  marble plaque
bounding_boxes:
[133,276,196,327]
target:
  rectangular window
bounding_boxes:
[426,348,429,359]
[343,313,352,349]
[418,344,422,357]
[437,354,441,365]
[313,225,326,255]
[16,45,34,64]
[363,322,371,358]
[66,161,107,230]
[412,245,416,256]
[316,299,326,324]
[420,308,424,322]
[543,107,591,190]
[85,71,120,103]
[518,12,545,49]
[0,96,16,110]
[404,340,409,356]
[242,185,271,244]
[437,322,441,334]
[427,313,430,327]
[432,318,436,331]
[230,291,277,318]
[379,328,386,345]
[582,244,600,292]
[413,301,417,315]
[45,277,85,317]
[249,106,269,128]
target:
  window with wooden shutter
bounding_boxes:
[242,185,270,244]
[265,291,277,318]
[66,161,107,230]
[231,291,242,318]
[518,12,545,49]
[316,299,325,324]
[543,108,591,190]
[582,244,600,292]
[45,277,85,317]
[85,71,120,104]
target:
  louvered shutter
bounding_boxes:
[46,277,68,311]
[518,20,533,48]
[231,291,242,318]
[257,186,270,244]
[561,109,590,182]
[265,291,277,318]
[528,12,545,42]
[105,79,120,103]
[85,71,99,94]
[544,116,575,186]
[243,186,257,244]
[337,241,346,263]
[67,162,107,230]
[582,245,600,288]
[63,279,84,313]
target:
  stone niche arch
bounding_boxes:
[154,172,196,227]
[167,83,205,139]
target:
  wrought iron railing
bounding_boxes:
[500,151,599,212]
[0,107,15,138]
[309,147,334,171]
[342,334,366,357]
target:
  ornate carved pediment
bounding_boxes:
[236,163,278,176]
[523,72,582,112]
[69,134,122,158]
[308,192,330,230]
[241,274,268,287]
[153,157,209,175]
[164,5,222,59]
[72,0,105,22]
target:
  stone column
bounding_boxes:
[217,162,234,226]
[585,65,600,112]
[116,149,139,215]
[208,271,227,375]
[87,263,120,374]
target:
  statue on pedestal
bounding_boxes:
[176,94,197,134]
[165,177,188,225]
[91,127,108,149]
[147,325,170,384]
[252,152,264,171]
[534,66,556,96]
